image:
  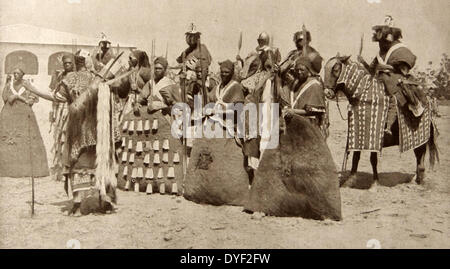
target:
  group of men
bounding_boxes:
[35,16,424,216]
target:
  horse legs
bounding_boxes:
[343,151,361,187]
[350,151,361,175]
[370,152,379,181]
[414,144,427,184]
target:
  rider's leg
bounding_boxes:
[385,97,397,135]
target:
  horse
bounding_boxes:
[323,55,439,187]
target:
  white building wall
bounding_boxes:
[0,42,133,168]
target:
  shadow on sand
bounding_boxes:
[339,171,414,189]
[51,193,114,215]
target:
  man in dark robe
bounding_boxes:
[175,23,212,81]
[358,15,426,134]
[93,37,116,72]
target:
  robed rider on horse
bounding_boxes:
[358,15,428,135]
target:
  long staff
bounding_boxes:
[27,101,35,217]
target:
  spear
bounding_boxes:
[359,33,364,57]
[301,24,308,56]
[165,42,169,60]
[27,108,35,217]
[237,31,243,56]
[181,50,188,194]
[198,38,208,108]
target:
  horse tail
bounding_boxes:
[427,121,440,169]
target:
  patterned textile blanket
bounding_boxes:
[346,77,389,152]
[397,100,432,153]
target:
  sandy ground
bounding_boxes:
[0,101,449,249]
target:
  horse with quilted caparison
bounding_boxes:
[323,55,439,187]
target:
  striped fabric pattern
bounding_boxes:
[337,62,389,152]
[397,100,431,153]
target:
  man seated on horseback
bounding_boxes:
[235,32,281,83]
[93,34,116,72]
[281,54,327,138]
[358,15,428,135]
[278,29,323,87]
[174,23,212,82]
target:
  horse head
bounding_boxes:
[323,53,351,98]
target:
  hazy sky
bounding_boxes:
[1,0,449,70]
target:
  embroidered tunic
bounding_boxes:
[0,81,49,178]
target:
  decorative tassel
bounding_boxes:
[162,139,169,151]
[159,183,165,194]
[122,166,128,177]
[146,183,153,194]
[136,141,143,153]
[136,120,143,133]
[171,183,178,194]
[129,153,135,164]
[121,137,126,148]
[122,120,129,132]
[128,139,133,150]
[167,166,175,178]
[153,153,160,165]
[152,119,158,132]
[144,120,150,132]
[131,167,137,179]
[137,167,144,178]
[157,167,164,179]
[173,152,180,164]
[145,168,154,179]
[125,179,130,191]
[162,152,169,163]
[143,153,150,165]
[121,151,128,163]
[153,140,159,151]
[128,120,135,134]
[134,182,140,192]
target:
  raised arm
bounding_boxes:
[22,80,61,102]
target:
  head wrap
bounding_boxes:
[154,57,168,70]
[62,54,74,63]
[295,52,322,75]
[372,15,402,41]
[219,60,234,73]
[74,50,86,70]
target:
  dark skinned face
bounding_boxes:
[154,63,165,81]
[13,69,24,81]
[129,55,138,68]
[186,34,199,47]
[294,64,310,84]
[63,59,74,73]
[295,39,309,50]
[195,67,208,80]
[100,42,109,52]
[220,68,232,85]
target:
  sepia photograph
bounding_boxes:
[0,0,448,253]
